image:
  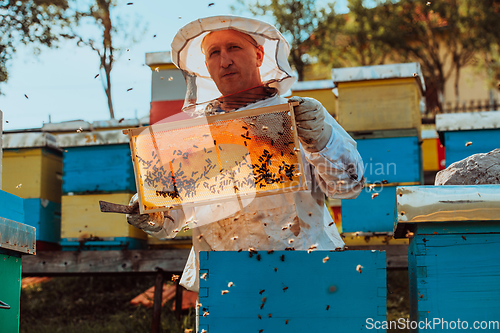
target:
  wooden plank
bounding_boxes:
[198,250,386,332]
[21,249,190,276]
[152,271,164,333]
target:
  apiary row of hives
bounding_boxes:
[0,111,37,332]
[1,117,192,251]
[328,63,426,236]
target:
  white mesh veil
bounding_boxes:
[170,15,296,116]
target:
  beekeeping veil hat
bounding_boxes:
[171,15,296,116]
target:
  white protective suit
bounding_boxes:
[144,16,365,292]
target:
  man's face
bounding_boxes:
[202,29,264,96]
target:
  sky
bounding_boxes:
[0,0,348,131]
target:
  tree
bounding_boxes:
[311,0,393,69]
[71,0,146,119]
[0,0,74,93]
[236,0,339,81]
[462,0,500,93]
[376,0,480,113]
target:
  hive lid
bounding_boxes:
[436,111,500,132]
[0,218,36,255]
[2,132,58,150]
[394,185,500,238]
[56,129,130,147]
[291,79,335,92]
[41,120,92,133]
[145,51,173,66]
[331,62,425,92]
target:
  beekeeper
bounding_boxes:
[127,15,365,292]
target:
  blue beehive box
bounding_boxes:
[0,190,25,223]
[354,133,422,184]
[341,185,397,233]
[436,111,500,167]
[23,198,61,244]
[62,144,135,193]
[199,250,387,333]
[57,129,136,194]
[56,129,142,250]
[340,130,423,234]
[395,185,500,330]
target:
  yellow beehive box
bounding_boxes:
[332,63,425,134]
[61,192,146,240]
[2,133,62,203]
[290,80,338,118]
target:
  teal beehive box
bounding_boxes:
[0,190,36,333]
[394,185,500,331]
[198,250,387,332]
[436,111,500,167]
[57,129,136,194]
[341,130,423,234]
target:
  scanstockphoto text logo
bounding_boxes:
[366,318,500,330]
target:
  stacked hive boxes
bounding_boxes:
[394,185,500,328]
[332,63,425,234]
[436,111,500,167]
[0,111,37,331]
[145,51,192,248]
[0,191,36,332]
[420,125,446,182]
[2,132,62,250]
[146,51,190,124]
[57,129,147,250]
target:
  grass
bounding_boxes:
[387,269,410,333]
[20,275,195,333]
[20,269,409,332]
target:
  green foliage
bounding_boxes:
[0,0,74,90]
[375,0,483,111]
[20,275,195,333]
[312,0,394,69]
[462,0,500,90]
[386,269,410,333]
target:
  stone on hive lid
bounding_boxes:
[435,148,500,185]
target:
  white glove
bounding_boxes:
[126,194,165,233]
[289,96,333,152]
